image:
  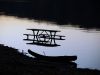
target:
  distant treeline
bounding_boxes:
[0,1,100,29]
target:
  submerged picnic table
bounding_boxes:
[23,29,65,47]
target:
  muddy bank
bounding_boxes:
[0,44,100,75]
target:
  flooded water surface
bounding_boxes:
[0,15,100,70]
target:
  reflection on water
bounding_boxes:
[0,15,100,70]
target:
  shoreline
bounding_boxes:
[0,44,100,75]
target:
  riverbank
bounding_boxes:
[0,44,100,75]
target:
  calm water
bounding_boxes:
[0,15,100,70]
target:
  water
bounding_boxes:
[0,15,100,70]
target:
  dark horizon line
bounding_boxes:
[0,1,100,29]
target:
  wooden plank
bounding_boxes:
[23,39,49,42]
[23,34,65,40]
[23,39,34,41]
[24,34,65,37]
[27,29,60,32]
[23,34,34,36]
[55,35,65,37]
[27,43,60,47]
